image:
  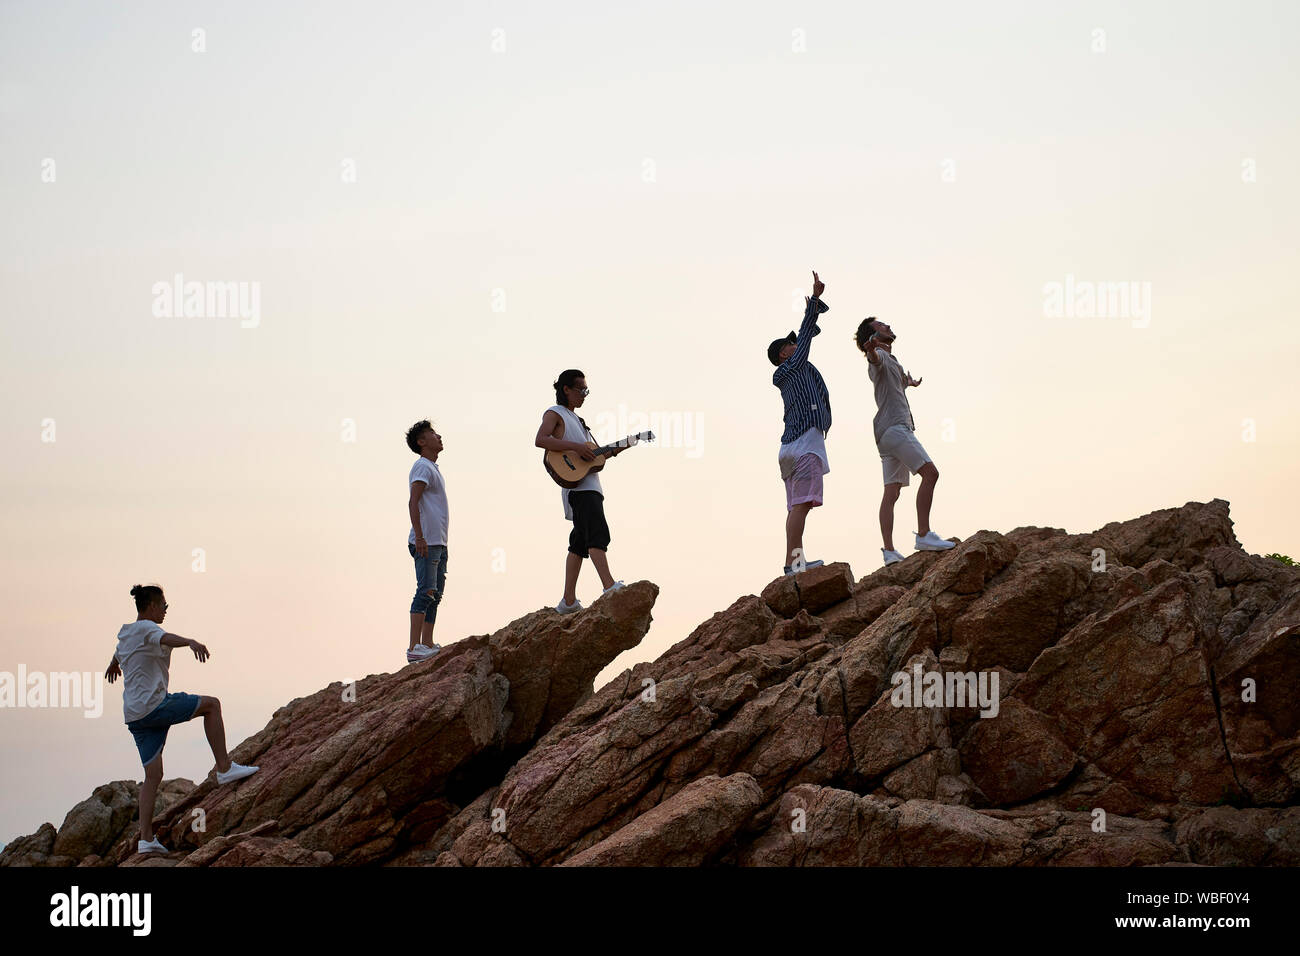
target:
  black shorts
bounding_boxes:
[568,490,611,558]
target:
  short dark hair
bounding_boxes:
[130,584,164,612]
[405,420,434,454]
[854,317,879,357]
[553,369,585,406]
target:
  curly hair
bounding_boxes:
[854,317,880,357]
[405,420,434,454]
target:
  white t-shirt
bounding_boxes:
[778,427,829,480]
[548,405,603,520]
[408,457,449,546]
[115,620,171,723]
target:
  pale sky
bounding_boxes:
[2,0,1297,844]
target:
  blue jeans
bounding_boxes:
[409,542,447,622]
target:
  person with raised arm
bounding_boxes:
[768,270,834,576]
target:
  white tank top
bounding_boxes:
[548,404,603,519]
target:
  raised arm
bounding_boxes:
[773,295,830,384]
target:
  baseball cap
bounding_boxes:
[767,332,796,366]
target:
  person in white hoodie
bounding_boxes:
[855,317,957,565]
[105,584,258,854]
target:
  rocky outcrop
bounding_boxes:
[3,583,656,867]
[5,499,1298,867]
[0,780,193,867]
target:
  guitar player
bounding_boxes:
[534,369,627,614]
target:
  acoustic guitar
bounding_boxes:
[543,431,655,488]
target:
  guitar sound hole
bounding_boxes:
[562,455,575,471]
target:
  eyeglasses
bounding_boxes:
[568,386,590,396]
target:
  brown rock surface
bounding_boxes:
[5,499,1298,867]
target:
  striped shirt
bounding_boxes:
[773,296,832,443]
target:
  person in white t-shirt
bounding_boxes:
[534,370,627,614]
[105,584,258,855]
[405,419,449,663]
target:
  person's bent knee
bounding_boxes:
[144,755,164,781]
[918,463,939,481]
[196,695,220,715]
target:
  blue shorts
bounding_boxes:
[126,692,201,767]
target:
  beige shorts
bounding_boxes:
[878,424,931,486]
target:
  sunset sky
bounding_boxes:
[2,0,1297,844]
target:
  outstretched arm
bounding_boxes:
[774,272,829,384]
[161,632,210,662]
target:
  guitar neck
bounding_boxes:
[591,431,653,457]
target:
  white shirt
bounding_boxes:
[115,620,171,723]
[549,404,603,520]
[408,457,449,546]
[778,426,829,480]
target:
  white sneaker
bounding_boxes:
[556,598,583,615]
[137,836,168,854]
[216,761,259,785]
[601,580,625,596]
[882,548,905,566]
[406,643,440,663]
[915,531,956,551]
[783,559,825,575]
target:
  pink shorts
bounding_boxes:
[783,453,825,511]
